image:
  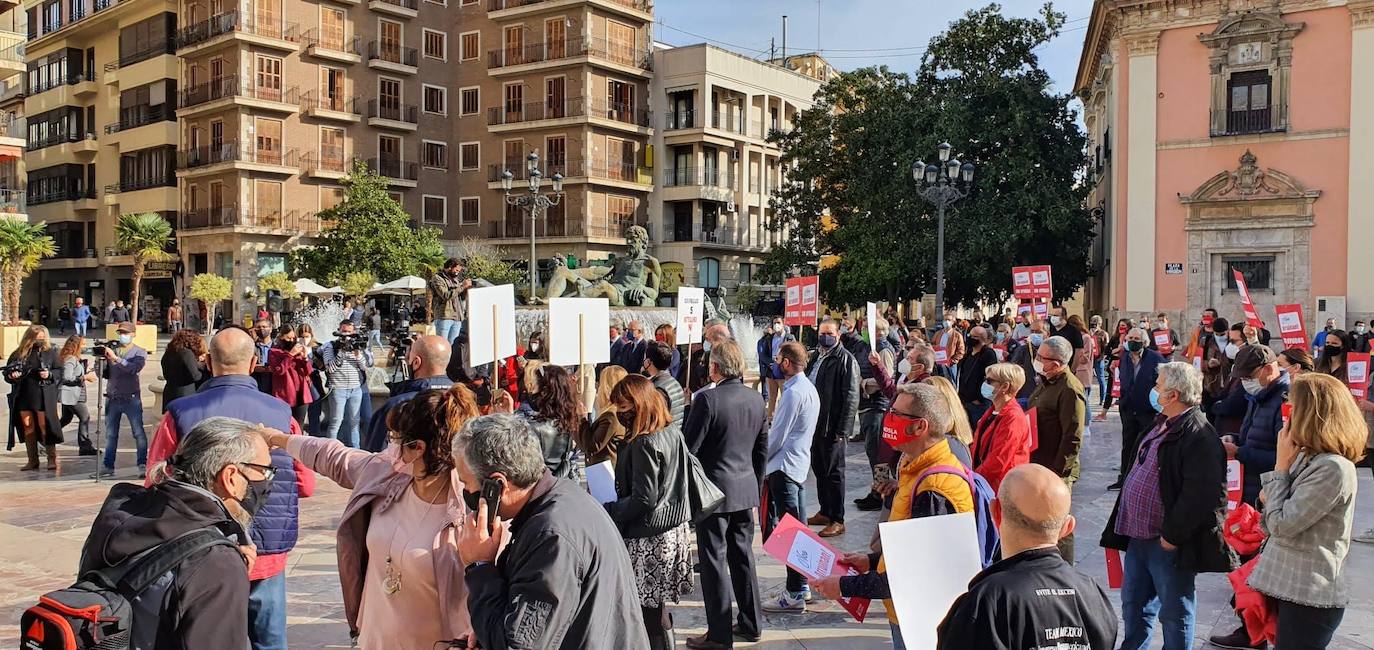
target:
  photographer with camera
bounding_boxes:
[428,257,471,346]
[6,325,63,470]
[94,322,148,477]
[322,320,374,448]
[269,326,315,427]
[364,335,451,452]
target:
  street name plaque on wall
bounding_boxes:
[1164,263,1184,275]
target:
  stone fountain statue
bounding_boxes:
[536,225,661,307]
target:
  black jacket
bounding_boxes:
[1101,407,1238,573]
[806,346,860,443]
[650,370,685,427]
[160,347,207,410]
[606,425,689,538]
[466,473,649,650]
[6,345,63,441]
[682,377,767,513]
[79,481,250,650]
[956,344,998,405]
[937,547,1117,650]
[611,337,647,374]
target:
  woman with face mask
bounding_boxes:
[259,385,480,648]
[1315,329,1351,382]
[268,326,314,427]
[970,363,1031,491]
[5,325,63,470]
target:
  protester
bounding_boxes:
[1148,313,1181,359]
[1195,316,1232,411]
[578,365,629,465]
[1048,305,1084,354]
[1353,320,1372,352]
[298,323,326,436]
[162,328,209,410]
[1278,348,1314,379]
[269,327,314,426]
[762,341,820,613]
[856,319,896,450]
[612,319,649,373]
[367,307,383,350]
[82,418,268,649]
[921,375,975,467]
[859,342,935,511]
[937,464,1117,649]
[262,385,480,648]
[1101,362,1235,649]
[840,318,873,441]
[145,326,313,650]
[933,309,965,380]
[95,322,148,477]
[763,317,793,417]
[1068,314,1096,425]
[110,300,130,323]
[363,335,453,452]
[681,340,765,649]
[971,363,1031,491]
[1183,308,1219,360]
[71,296,90,336]
[454,413,649,649]
[956,325,998,426]
[805,318,860,537]
[645,341,685,427]
[518,363,584,479]
[654,323,682,378]
[429,257,471,345]
[1028,335,1085,563]
[524,330,546,361]
[251,318,276,393]
[1108,328,1166,490]
[1248,373,1363,649]
[1008,318,1046,403]
[1312,317,1338,353]
[680,320,731,394]
[1090,315,1110,405]
[1316,328,1351,381]
[56,335,97,455]
[322,320,374,448]
[6,325,62,470]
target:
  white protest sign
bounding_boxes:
[548,298,610,367]
[467,284,516,367]
[866,302,878,348]
[585,461,617,504]
[676,287,705,345]
[881,512,982,650]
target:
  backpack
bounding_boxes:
[915,463,1002,568]
[20,528,235,650]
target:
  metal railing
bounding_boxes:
[371,0,418,10]
[366,99,418,123]
[300,91,359,115]
[29,187,95,206]
[1212,105,1284,137]
[178,74,300,108]
[0,188,25,213]
[26,130,96,152]
[664,110,694,130]
[588,161,651,184]
[108,40,175,69]
[366,157,418,180]
[178,141,300,169]
[176,11,299,49]
[29,71,95,95]
[488,216,639,240]
[181,205,306,230]
[104,105,174,134]
[302,149,347,174]
[32,0,119,39]
[103,175,175,193]
[367,41,417,67]
[487,159,582,182]
[662,166,736,189]
[487,37,584,69]
[587,37,651,70]
[0,41,24,64]
[589,98,650,127]
[0,116,24,138]
[487,0,649,11]
[301,27,359,54]
[487,97,584,126]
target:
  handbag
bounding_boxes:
[681,434,725,523]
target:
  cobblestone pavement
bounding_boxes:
[2,370,1374,648]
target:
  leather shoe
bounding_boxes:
[818,522,845,537]
[806,513,831,526]
[1208,626,1267,649]
[732,625,761,642]
[685,633,730,650]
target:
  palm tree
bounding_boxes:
[114,213,175,324]
[0,219,56,323]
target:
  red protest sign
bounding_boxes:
[1274,304,1307,350]
[1012,265,1053,300]
[783,276,820,327]
[1233,270,1263,328]
[1153,329,1174,356]
[1347,352,1371,400]
[1032,301,1049,321]
[1105,548,1123,589]
[933,345,951,367]
[1226,460,1243,511]
[1111,366,1121,398]
[761,514,870,621]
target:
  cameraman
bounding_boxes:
[428,257,471,346]
[94,322,148,477]
[321,320,373,447]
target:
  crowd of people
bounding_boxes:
[9,293,1372,650]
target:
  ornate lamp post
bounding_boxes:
[502,150,564,299]
[912,141,976,320]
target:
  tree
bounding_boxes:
[289,161,446,284]
[190,273,232,333]
[114,213,175,323]
[449,238,526,286]
[341,271,376,302]
[0,219,56,323]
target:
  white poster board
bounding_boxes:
[467,284,516,367]
[677,287,705,345]
[548,298,610,367]
[585,461,617,504]
[880,512,982,650]
[866,302,878,347]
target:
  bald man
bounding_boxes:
[937,464,1117,650]
[362,334,453,452]
[679,319,733,394]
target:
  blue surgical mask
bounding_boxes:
[1148,388,1163,412]
[1029,333,1044,347]
[118,334,132,345]
[995,332,1006,343]
[818,334,838,349]
[980,382,995,400]
[703,340,713,353]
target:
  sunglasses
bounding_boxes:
[237,462,276,482]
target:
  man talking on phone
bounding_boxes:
[454,414,648,649]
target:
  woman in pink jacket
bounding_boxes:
[259,384,479,649]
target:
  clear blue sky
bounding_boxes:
[652,0,1094,96]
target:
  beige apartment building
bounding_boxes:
[650,43,818,301]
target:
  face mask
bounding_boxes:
[1214,333,1228,346]
[818,334,838,349]
[302,335,312,345]
[980,382,995,400]
[616,410,636,429]
[1049,316,1063,327]
[1032,359,1046,376]
[238,474,273,518]
[625,331,636,341]
[118,334,132,345]
[1358,326,1368,335]
[381,443,417,476]
[1029,333,1044,347]
[882,411,920,449]
[773,323,783,332]
[839,325,852,335]
[942,320,953,329]
[1242,377,1263,395]
[279,340,295,350]
[1126,340,1143,352]
[1225,343,1240,360]
[1326,345,1343,357]
[897,358,912,375]
[1325,325,1334,332]
[529,342,540,352]
[1148,388,1163,413]
[995,332,1006,342]
[703,340,713,353]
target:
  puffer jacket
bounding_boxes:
[1235,372,1290,505]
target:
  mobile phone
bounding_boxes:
[480,478,504,536]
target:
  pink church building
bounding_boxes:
[1076,0,1374,330]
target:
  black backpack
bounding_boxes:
[20,528,235,650]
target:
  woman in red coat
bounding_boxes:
[971,362,1032,491]
[269,326,314,426]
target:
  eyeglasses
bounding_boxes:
[237,462,276,482]
[387,433,421,448]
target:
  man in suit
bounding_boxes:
[682,339,767,650]
[612,319,648,373]
[805,317,860,537]
[1110,327,1166,490]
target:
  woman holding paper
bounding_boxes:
[575,365,629,465]
[602,374,693,650]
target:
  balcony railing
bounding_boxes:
[488,217,638,240]
[366,99,418,124]
[178,74,300,108]
[0,82,24,105]
[31,0,119,39]
[366,157,418,180]
[302,27,359,55]
[487,97,585,126]
[0,41,24,64]
[26,130,96,152]
[367,42,417,67]
[178,141,300,169]
[372,0,419,10]
[487,36,649,70]
[664,110,695,131]
[29,187,95,206]
[0,189,25,213]
[487,159,582,183]
[302,149,347,174]
[29,71,95,95]
[300,92,359,115]
[587,37,651,70]
[176,11,300,49]
[589,99,650,127]
[104,105,175,134]
[181,205,309,231]
[662,166,736,189]
[589,161,651,184]
[105,39,175,70]
[486,0,649,12]
[103,175,175,193]
[0,116,24,138]
[1213,105,1284,137]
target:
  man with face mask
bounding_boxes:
[934,309,965,381]
[1199,317,1232,409]
[1047,306,1085,356]
[81,417,271,650]
[1148,313,1181,360]
[1108,329,1166,491]
[94,321,149,477]
[803,318,860,537]
[1008,319,1047,403]
[612,319,648,373]
[1028,336,1086,563]
[144,326,314,650]
[1312,317,1338,354]
[1352,320,1372,353]
[362,335,453,452]
[762,318,795,419]
[679,320,730,396]
[251,317,275,394]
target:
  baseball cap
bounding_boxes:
[115,321,136,334]
[1230,344,1276,381]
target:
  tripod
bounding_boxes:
[91,355,105,484]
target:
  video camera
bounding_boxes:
[91,339,123,357]
[389,330,418,352]
[332,331,364,353]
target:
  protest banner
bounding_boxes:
[1233,270,1263,328]
[1274,303,1308,350]
[467,284,516,366]
[547,298,610,367]
[881,513,982,649]
[1012,265,1052,300]
[1347,351,1370,400]
[784,276,820,327]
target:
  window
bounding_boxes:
[503,25,524,65]
[545,17,566,59]
[460,31,479,61]
[459,142,478,170]
[422,195,446,224]
[1224,257,1274,293]
[545,76,565,118]
[254,180,283,223]
[423,29,446,60]
[255,118,283,164]
[118,145,175,190]
[320,66,345,110]
[254,55,283,101]
[696,257,720,289]
[320,126,345,169]
[545,135,565,173]
[319,7,345,51]
[1200,14,1300,137]
[739,262,752,285]
[608,194,635,230]
[459,196,478,225]
[423,84,447,115]
[503,82,523,122]
[379,77,401,112]
[118,13,173,67]
[1227,69,1272,135]
[607,79,635,124]
[423,140,448,169]
[320,186,345,213]
[459,87,479,116]
[379,19,402,61]
[379,134,401,160]
[460,0,476,4]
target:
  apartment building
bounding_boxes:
[650,43,818,300]
[0,6,25,226]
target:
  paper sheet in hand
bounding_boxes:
[585,461,617,504]
[866,302,878,348]
[880,511,982,650]
[548,298,610,367]
[467,284,516,366]
[760,514,869,622]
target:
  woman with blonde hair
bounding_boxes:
[1248,373,1364,648]
[920,375,973,468]
[57,336,98,456]
[575,365,630,465]
[971,363,1031,491]
[5,325,62,470]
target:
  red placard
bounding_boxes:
[1233,270,1263,328]
[933,345,951,367]
[1105,548,1123,589]
[1153,329,1174,356]
[1282,402,1291,427]
[992,344,1007,362]
[783,276,820,327]
[1017,301,1033,318]
[1226,460,1243,511]
[1274,304,1308,350]
[1012,265,1053,300]
[1111,366,1121,398]
[761,514,870,622]
[1347,352,1370,399]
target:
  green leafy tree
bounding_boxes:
[190,273,232,333]
[114,213,175,323]
[341,271,376,302]
[290,161,446,284]
[0,219,56,323]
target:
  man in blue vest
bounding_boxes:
[144,326,314,650]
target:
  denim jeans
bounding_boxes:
[1120,537,1196,650]
[248,572,288,650]
[764,471,808,594]
[1095,358,1108,405]
[860,409,886,469]
[325,386,363,448]
[74,321,87,337]
[434,318,461,345]
[368,329,383,350]
[103,395,147,470]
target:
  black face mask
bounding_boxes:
[461,487,482,512]
[616,411,636,429]
[1126,340,1144,352]
[239,476,273,517]
[1326,345,1344,357]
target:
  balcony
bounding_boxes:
[365,157,418,187]
[302,150,348,179]
[26,132,99,168]
[486,97,649,132]
[663,110,695,131]
[366,99,418,131]
[487,216,636,241]
[0,41,23,81]
[367,42,418,74]
[29,187,96,207]
[0,188,25,216]
[103,176,177,213]
[180,204,315,233]
[487,37,649,75]
[177,141,300,177]
[368,0,418,18]
[303,29,362,63]
[105,105,176,135]
[28,0,121,44]
[0,116,23,146]
[486,0,651,20]
[26,72,97,113]
[301,92,361,122]
[104,176,176,194]
[661,166,736,189]
[177,74,301,117]
[486,159,583,184]
[1211,104,1286,138]
[176,11,300,54]
[588,161,652,187]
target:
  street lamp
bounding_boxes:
[911,141,975,321]
[503,149,564,299]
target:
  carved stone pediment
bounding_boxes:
[1179,150,1319,229]
[1181,150,1319,203]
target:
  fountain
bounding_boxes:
[291,300,392,391]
